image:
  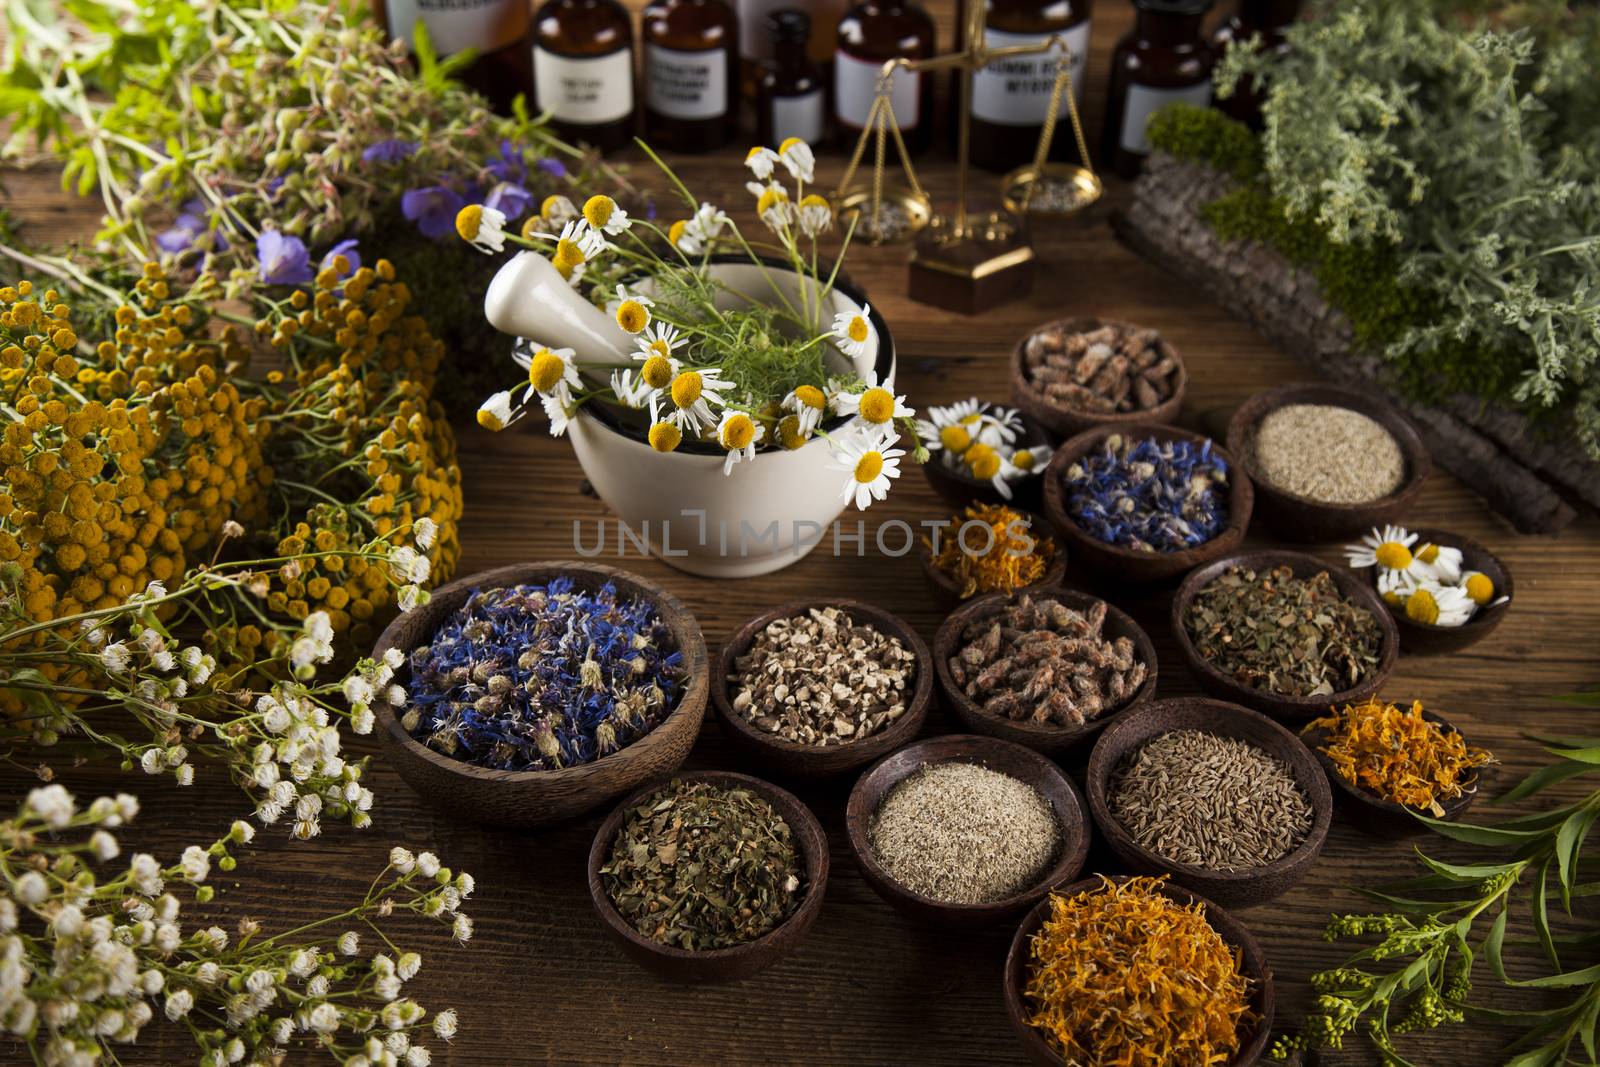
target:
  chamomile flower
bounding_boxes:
[525,346,581,402]
[1377,567,1416,605]
[1461,570,1498,606]
[688,202,729,244]
[611,368,657,408]
[830,303,876,358]
[778,137,816,182]
[1403,581,1475,627]
[540,220,607,281]
[636,321,681,362]
[665,366,735,434]
[745,146,780,180]
[1008,443,1052,476]
[964,441,1003,483]
[831,429,905,510]
[781,384,829,435]
[668,219,704,255]
[454,204,507,253]
[833,374,910,428]
[915,399,985,454]
[582,194,632,235]
[613,285,654,334]
[539,195,579,227]
[749,182,792,230]
[1412,540,1464,584]
[797,194,833,238]
[1344,525,1420,573]
[776,413,809,450]
[646,397,683,453]
[476,390,520,431]
[717,411,765,475]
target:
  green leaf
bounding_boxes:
[1579,992,1599,1063]
[1496,760,1597,803]
[1419,853,1522,880]
[1556,807,1600,909]
[1514,963,1600,990]
[1545,746,1600,766]
[1503,1036,1570,1067]
[1416,813,1548,845]
[1486,903,1510,982]
[1533,858,1559,971]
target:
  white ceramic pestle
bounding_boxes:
[483,250,633,368]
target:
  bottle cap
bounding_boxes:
[766,8,811,42]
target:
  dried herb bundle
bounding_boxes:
[600,780,804,951]
[1024,876,1256,1065]
[1184,564,1383,697]
[1307,698,1494,814]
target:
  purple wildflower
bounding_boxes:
[483,181,533,220]
[264,176,286,202]
[155,200,229,255]
[256,230,314,286]
[321,239,361,277]
[401,186,466,241]
[487,140,527,184]
[537,157,568,180]
[363,139,419,164]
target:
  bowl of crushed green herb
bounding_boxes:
[1042,424,1253,585]
[371,561,709,828]
[1173,550,1398,720]
[934,588,1157,755]
[845,734,1091,927]
[1085,698,1333,909]
[586,771,828,982]
[1226,383,1430,543]
[1004,874,1273,1067]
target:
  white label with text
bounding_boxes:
[770,90,825,145]
[1118,81,1212,154]
[388,0,527,54]
[534,47,635,125]
[971,23,1090,125]
[646,46,727,120]
[835,50,920,129]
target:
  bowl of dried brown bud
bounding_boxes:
[1010,317,1188,440]
[712,599,934,779]
[934,588,1157,755]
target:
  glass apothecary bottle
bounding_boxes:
[758,10,827,147]
[374,0,533,114]
[1102,0,1214,179]
[967,0,1092,172]
[834,0,936,156]
[643,0,739,152]
[533,0,637,155]
[1210,0,1300,127]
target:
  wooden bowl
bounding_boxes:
[1301,707,1483,838]
[933,587,1157,755]
[1010,316,1188,440]
[1226,383,1430,542]
[1042,424,1254,585]
[586,770,829,982]
[845,734,1091,926]
[920,414,1054,511]
[916,508,1067,612]
[1085,698,1333,908]
[1004,875,1274,1066]
[1369,527,1514,656]
[371,561,709,828]
[1172,550,1400,721]
[711,599,933,779]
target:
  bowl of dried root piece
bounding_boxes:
[1011,317,1187,440]
[934,588,1157,755]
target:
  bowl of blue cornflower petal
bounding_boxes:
[371,561,709,827]
[1043,425,1254,585]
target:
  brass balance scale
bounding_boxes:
[833,0,1102,314]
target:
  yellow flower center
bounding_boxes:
[800,193,830,214]
[778,414,807,449]
[779,137,805,157]
[968,449,1001,479]
[1416,543,1440,563]
[960,413,983,425]
[552,240,585,278]
[858,387,895,424]
[616,300,649,334]
[1013,449,1036,471]
[541,195,570,218]
[641,354,673,389]
[520,216,541,240]
[454,204,483,241]
[670,371,703,408]
[1464,572,1495,605]
[529,350,565,393]
[794,384,826,410]
[668,220,689,247]
[647,422,682,453]
[720,414,756,450]
[1375,541,1414,570]
[583,195,616,229]
[1382,590,1403,606]
[846,315,870,344]
[745,146,768,164]
[1405,587,1440,625]
[757,187,788,217]
[939,425,971,452]
[476,408,504,431]
[854,451,884,484]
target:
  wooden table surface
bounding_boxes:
[4,3,1598,1065]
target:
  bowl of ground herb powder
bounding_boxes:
[845,735,1091,926]
[1173,551,1399,720]
[587,771,828,982]
[1085,698,1332,908]
[371,561,709,827]
[1227,383,1430,542]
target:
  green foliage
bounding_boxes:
[1144,105,1261,183]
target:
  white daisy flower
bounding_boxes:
[716,411,765,475]
[1412,540,1464,584]
[525,346,581,403]
[664,366,735,435]
[778,136,816,183]
[686,201,729,244]
[612,285,654,335]
[1377,567,1417,606]
[1343,525,1420,572]
[475,390,521,431]
[1402,581,1475,627]
[1006,443,1052,478]
[610,368,657,409]
[750,182,792,231]
[454,204,507,253]
[831,429,905,510]
[636,321,680,361]
[832,373,911,429]
[781,384,829,435]
[744,146,780,180]
[1460,570,1501,607]
[538,194,579,227]
[537,219,608,281]
[541,392,575,437]
[582,194,631,235]
[830,303,876,358]
[797,194,833,238]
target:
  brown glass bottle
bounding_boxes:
[834,0,936,156]
[643,0,738,152]
[533,0,637,154]
[1102,0,1214,179]
[758,10,827,147]
[373,0,533,115]
[1210,0,1300,127]
[966,0,1092,173]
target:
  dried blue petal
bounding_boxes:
[1062,434,1230,553]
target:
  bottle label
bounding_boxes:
[388,0,528,55]
[534,47,635,125]
[835,51,919,130]
[646,45,727,120]
[1118,81,1212,154]
[770,89,826,146]
[738,0,792,63]
[971,23,1090,126]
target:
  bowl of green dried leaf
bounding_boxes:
[587,771,829,982]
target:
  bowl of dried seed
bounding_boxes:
[586,770,829,982]
[712,600,933,779]
[1011,317,1188,440]
[1226,383,1430,542]
[845,734,1091,927]
[934,588,1157,755]
[1172,550,1399,721]
[1085,698,1333,909]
